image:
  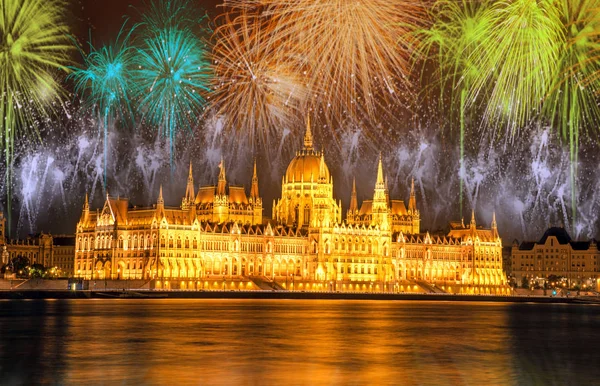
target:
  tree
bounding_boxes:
[521,276,530,289]
[11,255,30,278]
[29,264,46,279]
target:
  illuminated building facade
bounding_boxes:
[74,121,507,293]
[0,212,75,277]
[511,227,600,289]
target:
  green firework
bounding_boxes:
[471,0,564,137]
[417,0,493,218]
[544,0,600,230]
[0,0,71,236]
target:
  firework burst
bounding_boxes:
[69,23,137,191]
[417,0,494,217]
[471,0,564,137]
[134,0,212,170]
[216,0,426,144]
[0,0,71,235]
[544,0,600,229]
[211,7,309,149]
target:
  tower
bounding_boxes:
[156,185,165,220]
[347,177,358,223]
[408,178,417,213]
[217,157,227,196]
[250,159,263,224]
[273,115,341,227]
[182,161,195,210]
[371,153,389,230]
[79,192,90,224]
[214,158,229,223]
[408,178,420,234]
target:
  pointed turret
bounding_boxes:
[156,185,165,219]
[319,153,327,181]
[376,153,384,187]
[349,177,358,213]
[217,157,227,196]
[408,178,417,213]
[183,161,195,208]
[158,185,164,206]
[491,211,498,237]
[470,209,476,230]
[372,153,389,229]
[250,158,260,199]
[83,192,90,212]
[304,115,313,151]
[80,192,90,223]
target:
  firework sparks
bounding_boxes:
[0,0,71,236]
[134,0,212,170]
[211,7,309,149]
[417,0,494,218]
[544,0,600,229]
[69,22,137,191]
[213,0,426,145]
[471,0,564,136]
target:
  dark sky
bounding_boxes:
[73,0,223,43]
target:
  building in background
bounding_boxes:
[0,213,75,277]
[74,120,507,293]
[511,227,600,290]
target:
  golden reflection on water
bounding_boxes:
[0,300,599,385]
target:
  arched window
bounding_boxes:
[193,238,198,249]
[177,238,182,249]
[169,237,174,249]
[185,238,190,249]
[294,205,300,224]
[160,236,166,248]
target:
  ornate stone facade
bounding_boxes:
[74,120,507,293]
[511,227,600,289]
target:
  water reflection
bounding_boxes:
[0,300,598,385]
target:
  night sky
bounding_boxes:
[73,0,222,43]
[7,0,600,243]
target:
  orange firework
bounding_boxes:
[211,7,309,148]
[212,0,427,145]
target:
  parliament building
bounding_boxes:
[74,121,507,294]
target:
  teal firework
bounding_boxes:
[134,1,211,169]
[69,22,136,190]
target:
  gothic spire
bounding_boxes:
[185,161,195,203]
[83,191,90,212]
[408,178,417,213]
[470,209,476,229]
[158,185,164,206]
[250,158,260,199]
[304,114,313,150]
[217,157,227,196]
[349,177,358,212]
[376,152,384,186]
[319,153,327,180]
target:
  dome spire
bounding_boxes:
[304,114,313,150]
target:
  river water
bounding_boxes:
[0,299,598,385]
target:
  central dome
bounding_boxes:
[285,118,330,183]
[285,151,330,182]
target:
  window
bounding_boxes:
[304,205,310,225]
